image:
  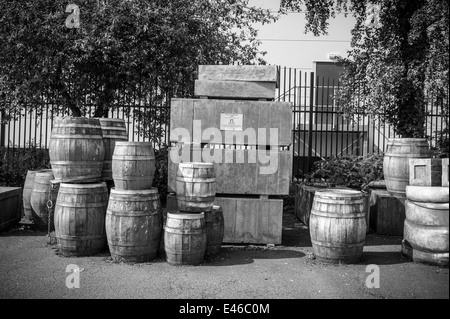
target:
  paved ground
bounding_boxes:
[0,211,448,301]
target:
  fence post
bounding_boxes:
[0,110,5,147]
[307,72,315,174]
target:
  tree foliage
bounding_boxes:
[281,0,449,137]
[0,0,277,119]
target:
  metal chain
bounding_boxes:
[46,182,57,245]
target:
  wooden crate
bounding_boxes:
[168,147,292,195]
[165,194,283,245]
[194,80,276,100]
[369,189,406,236]
[409,158,443,186]
[198,65,279,86]
[170,98,292,146]
[214,196,283,245]
[442,158,449,187]
[0,187,22,231]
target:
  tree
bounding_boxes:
[0,0,277,120]
[281,0,449,138]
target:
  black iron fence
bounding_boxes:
[1,66,448,180]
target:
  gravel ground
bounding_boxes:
[0,211,448,301]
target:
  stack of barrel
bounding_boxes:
[106,141,162,262]
[402,158,449,267]
[48,117,127,256]
[165,162,224,265]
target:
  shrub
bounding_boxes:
[153,146,169,201]
[0,146,50,187]
[307,154,384,192]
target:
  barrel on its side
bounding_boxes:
[176,162,216,213]
[98,118,128,181]
[205,205,224,258]
[49,117,105,183]
[30,170,59,230]
[402,199,449,266]
[164,212,207,265]
[383,138,431,197]
[112,142,155,190]
[106,188,163,262]
[54,183,108,256]
[309,189,367,264]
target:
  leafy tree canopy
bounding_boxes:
[0,0,277,118]
[281,0,449,137]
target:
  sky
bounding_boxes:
[248,0,356,69]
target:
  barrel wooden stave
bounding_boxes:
[383,138,431,198]
[106,188,162,262]
[98,118,128,181]
[49,117,105,183]
[112,142,155,190]
[176,162,216,213]
[204,205,224,258]
[30,170,59,230]
[309,189,367,264]
[164,212,207,265]
[23,170,40,221]
[54,183,108,256]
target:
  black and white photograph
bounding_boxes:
[0,0,448,308]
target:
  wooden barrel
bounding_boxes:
[54,183,108,256]
[98,118,128,181]
[164,212,207,265]
[204,205,224,258]
[309,189,367,264]
[30,170,59,230]
[112,142,155,190]
[403,199,449,266]
[106,188,162,262]
[383,138,431,197]
[176,162,216,213]
[23,170,40,221]
[49,117,105,183]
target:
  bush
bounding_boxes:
[153,146,169,201]
[307,154,384,192]
[0,146,51,187]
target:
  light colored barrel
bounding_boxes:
[406,185,449,203]
[403,199,449,266]
[30,170,59,230]
[383,138,431,197]
[23,170,42,221]
[164,212,207,265]
[205,205,224,258]
[98,118,128,181]
[54,183,108,256]
[106,188,162,262]
[49,117,105,183]
[309,189,367,264]
[112,142,155,190]
[176,162,216,213]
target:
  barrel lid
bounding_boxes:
[97,118,126,123]
[115,141,152,147]
[167,212,205,219]
[315,189,363,198]
[179,162,214,168]
[387,138,430,144]
[110,188,159,195]
[59,182,107,189]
